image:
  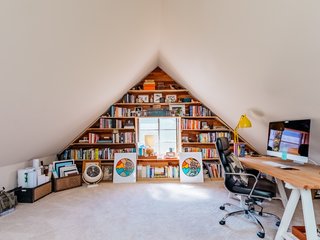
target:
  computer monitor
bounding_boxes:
[267,119,311,164]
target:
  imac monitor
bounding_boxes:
[267,119,311,164]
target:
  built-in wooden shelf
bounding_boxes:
[181,116,218,119]
[203,158,219,161]
[71,143,136,147]
[182,142,216,145]
[128,89,188,93]
[100,116,135,119]
[137,178,179,182]
[114,102,201,106]
[87,128,135,132]
[74,159,114,162]
[181,129,230,132]
[138,159,179,162]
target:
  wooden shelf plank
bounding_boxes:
[128,89,188,93]
[87,128,135,132]
[74,159,115,162]
[71,143,136,146]
[182,142,216,145]
[100,116,135,119]
[181,129,230,132]
[113,102,201,106]
[138,159,179,162]
[137,178,180,182]
[181,116,218,119]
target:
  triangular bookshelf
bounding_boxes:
[58,67,257,182]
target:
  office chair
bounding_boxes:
[216,137,280,239]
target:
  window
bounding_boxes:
[138,117,179,156]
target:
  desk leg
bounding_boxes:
[275,178,288,208]
[275,189,300,240]
[300,189,318,240]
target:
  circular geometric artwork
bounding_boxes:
[116,158,134,177]
[182,158,201,177]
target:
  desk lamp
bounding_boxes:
[145,135,155,157]
[234,114,252,155]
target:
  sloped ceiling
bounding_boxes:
[0,0,161,167]
[160,0,320,163]
[1,0,320,168]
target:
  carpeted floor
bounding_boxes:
[0,182,319,240]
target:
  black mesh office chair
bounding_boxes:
[216,137,280,239]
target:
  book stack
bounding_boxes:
[88,133,99,143]
[122,93,135,103]
[143,79,155,90]
[112,132,135,143]
[60,148,136,160]
[137,165,179,179]
[199,133,216,143]
[204,162,222,179]
[99,118,123,128]
[183,147,217,158]
[189,106,214,116]
[181,119,202,129]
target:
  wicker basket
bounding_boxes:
[53,174,82,192]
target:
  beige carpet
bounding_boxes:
[0,182,319,240]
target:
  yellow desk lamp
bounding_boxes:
[234,114,252,154]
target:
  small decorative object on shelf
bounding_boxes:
[154,93,162,103]
[165,94,177,103]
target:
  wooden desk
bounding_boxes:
[240,156,320,240]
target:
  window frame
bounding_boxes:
[137,117,180,157]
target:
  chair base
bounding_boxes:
[219,203,280,239]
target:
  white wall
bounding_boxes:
[0,155,56,190]
[160,0,320,163]
[0,0,161,167]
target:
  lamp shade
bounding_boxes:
[144,135,155,146]
[237,115,252,128]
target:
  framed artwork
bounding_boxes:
[113,153,137,183]
[53,160,74,178]
[179,152,203,183]
[154,93,162,103]
[101,164,113,181]
[59,164,78,178]
[165,94,177,103]
[169,104,185,116]
[137,95,149,103]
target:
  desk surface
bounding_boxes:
[240,156,320,189]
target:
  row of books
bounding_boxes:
[182,147,218,158]
[84,132,135,144]
[110,106,133,117]
[112,132,135,144]
[203,162,223,178]
[122,94,136,103]
[60,148,136,160]
[198,133,216,143]
[181,119,209,130]
[99,119,123,128]
[188,106,214,117]
[137,165,180,179]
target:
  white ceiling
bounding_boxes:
[1,0,320,167]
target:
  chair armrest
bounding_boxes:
[225,172,261,198]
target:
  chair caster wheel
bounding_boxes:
[219,206,225,210]
[257,232,265,238]
[219,220,225,225]
[276,221,281,227]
